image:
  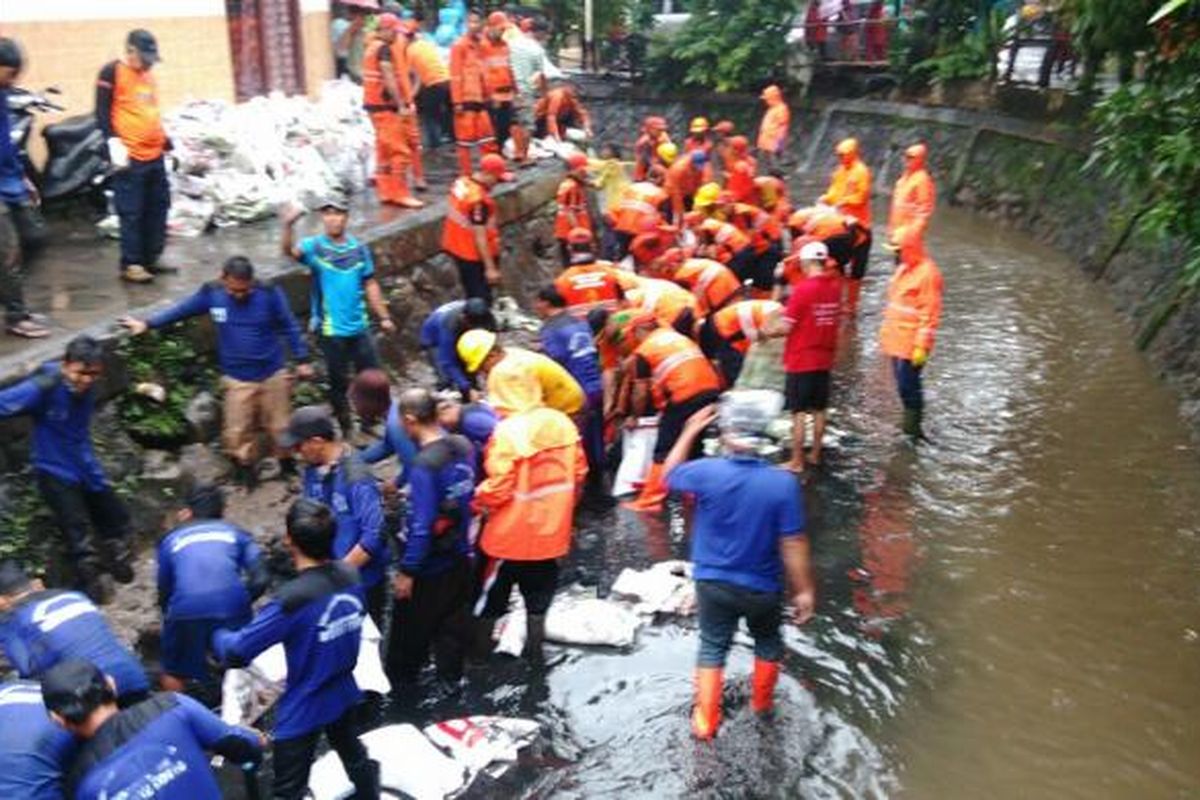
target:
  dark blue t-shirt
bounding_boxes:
[400,435,475,577]
[0,590,149,700]
[668,456,805,593]
[157,520,267,622]
[0,681,76,800]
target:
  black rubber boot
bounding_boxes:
[467,618,496,665]
[902,408,923,440]
[523,614,547,663]
[233,462,259,492]
[348,758,381,799]
[102,536,135,584]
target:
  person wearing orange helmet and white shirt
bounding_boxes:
[888,143,936,245]
[819,138,873,312]
[756,85,790,173]
[879,227,943,439]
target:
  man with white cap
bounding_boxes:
[663,390,815,740]
[766,239,842,471]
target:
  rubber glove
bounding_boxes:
[911,346,928,368]
[107,137,129,169]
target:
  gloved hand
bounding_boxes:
[107,137,129,169]
[911,346,928,368]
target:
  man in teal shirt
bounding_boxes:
[281,195,396,433]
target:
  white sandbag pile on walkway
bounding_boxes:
[164,80,374,237]
[308,716,540,800]
[610,560,695,616]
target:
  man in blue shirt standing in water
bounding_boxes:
[664,390,816,740]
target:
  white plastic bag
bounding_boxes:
[494,588,643,652]
[612,418,658,497]
[308,724,467,800]
[611,560,695,616]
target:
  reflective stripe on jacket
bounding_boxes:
[635,327,721,408]
[880,256,943,358]
[441,176,499,261]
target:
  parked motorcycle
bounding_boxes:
[7,86,110,209]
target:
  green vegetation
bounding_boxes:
[646,0,797,91]
[0,470,53,568]
[116,328,218,449]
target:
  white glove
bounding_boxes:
[107,137,129,169]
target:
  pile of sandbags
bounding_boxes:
[164,80,374,237]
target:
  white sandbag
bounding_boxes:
[612,418,658,497]
[220,616,390,727]
[495,588,642,652]
[422,716,540,775]
[308,724,468,800]
[610,560,695,616]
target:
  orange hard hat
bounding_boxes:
[567,227,594,245]
[646,116,668,131]
[689,117,710,134]
[660,247,685,266]
[376,13,403,31]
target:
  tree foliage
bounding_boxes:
[646,0,798,92]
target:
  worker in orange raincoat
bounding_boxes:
[611,167,669,259]
[757,85,790,172]
[554,228,625,315]
[683,117,712,156]
[362,15,423,208]
[819,138,874,311]
[888,143,936,245]
[669,254,744,316]
[441,154,512,306]
[450,10,498,176]
[665,150,713,225]
[554,153,593,265]
[535,84,591,142]
[723,136,757,204]
[396,20,430,191]
[481,11,529,162]
[470,366,588,661]
[879,227,943,439]
[608,310,721,513]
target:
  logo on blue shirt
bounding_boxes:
[210,307,228,323]
[316,593,364,643]
[31,594,97,634]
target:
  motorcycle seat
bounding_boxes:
[43,114,98,144]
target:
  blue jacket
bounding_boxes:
[400,434,475,577]
[213,562,365,740]
[360,401,418,487]
[0,681,77,800]
[156,519,268,623]
[0,364,108,490]
[419,300,473,393]
[458,402,498,476]
[540,311,603,399]
[67,693,261,800]
[146,281,308,382]
[0,590,149,700]
[302,451,389,589]
[0,88,29,204]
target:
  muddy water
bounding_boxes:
[385,203,1200,800]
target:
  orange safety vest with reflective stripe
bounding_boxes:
[821,158,873,228]
[726,203,779,253]
[888,168,936,242]
[626,277,697,330]
[554,177,592,239]
[362,39,395,110]
[880,256,943,358]
[635,327,722,408]
[479,38,516,101]
[613,182,667,234]
[712,300,781,354]
[475,406,587,561]
[441,176,499,260]
[554,262,623,313]
[449,35,488,105]
[701,220,751,263]
[672,258,741,314]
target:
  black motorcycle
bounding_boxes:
[7,86,110,209]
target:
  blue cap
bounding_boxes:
[691,150,709,166]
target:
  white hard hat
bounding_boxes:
[798,241,829,262]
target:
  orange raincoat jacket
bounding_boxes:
[880,243,943,358]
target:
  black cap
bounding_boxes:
[126,29,160,65]
[279,405,337,448]
[318,193,349,212]
[41,659,111,719]
[0,560,31,596]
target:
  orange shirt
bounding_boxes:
[408,39,450,87]
[613,182,668,234]
[711,300,782,353]
[665,159,712,221]
[555,262,623,312]
[107,61,166,161]
[626,277,698,330]
[672,258,742,314]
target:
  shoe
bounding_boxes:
[120,265,155,283]
[347,758,381,799]
[146,262,180,274]
[6,318,51,338]
[621,462,667,513]
[750,658,781,714]
[902,408,923,439]
[394,196,426,209]
[691,667,724,740]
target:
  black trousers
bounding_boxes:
[272,704,377,799]
[653,391,721,462]
[416,81,453,148]
[454,258,493,306]
[35,471,132,587]
[318,333,381,424]
[488,101,516,150]
[387,558,472,684]
[112,156,170,269]
[1,200,48,323]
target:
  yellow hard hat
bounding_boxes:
[689,116,710,134]
[656,141,678,165]
[693,182,722,208]
[457,328,497,374]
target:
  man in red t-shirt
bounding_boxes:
[766,241,841,472]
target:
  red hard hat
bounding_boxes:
[487,11,509,27]
[566,152,589,170]
[567,227,593,245]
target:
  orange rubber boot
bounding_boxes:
[691,667,724,740]
[750,658,781,714]
[511,124,530,163]
[457,145,474,176]
[622,462,668,513]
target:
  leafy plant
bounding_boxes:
[900,4,1006,86]
[116,329,218,449]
